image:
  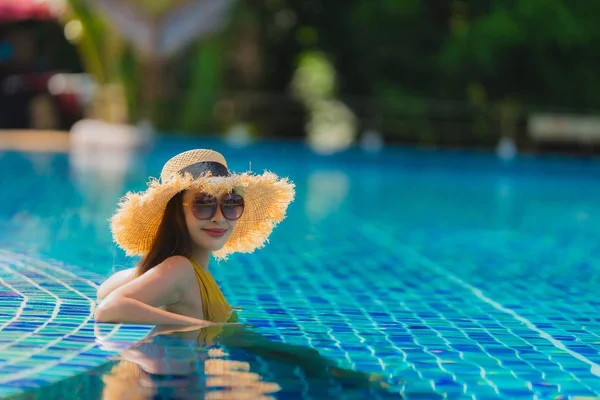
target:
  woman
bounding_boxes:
[95,148,295,326]
[96,148,392,393]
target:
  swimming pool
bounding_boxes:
[1,137,599,399]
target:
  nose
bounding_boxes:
[211,205,226,224]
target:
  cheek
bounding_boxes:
[224,221,237,239]
[184,210,203,233]
[227,220,237,230]
[183,210,194,229]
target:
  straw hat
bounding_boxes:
[110,149,295,259]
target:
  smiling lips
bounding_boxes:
[202,228,227,238]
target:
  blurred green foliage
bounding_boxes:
[64,0,228,130]
[62,0,600,143]
[277,0,600,144]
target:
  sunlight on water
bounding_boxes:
[1,138,600,399]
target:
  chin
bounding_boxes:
[207,243,226,251]
[196,238,228,251]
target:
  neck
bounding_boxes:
[190,247,211,270]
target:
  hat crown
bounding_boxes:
[160,149,228,181]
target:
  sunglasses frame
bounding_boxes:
[183,192,245,221]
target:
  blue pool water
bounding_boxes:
[1,137,600,399]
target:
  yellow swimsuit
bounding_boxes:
[189,258,237,344]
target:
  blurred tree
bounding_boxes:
[439,0,600,111]
[63,0,136,123]
[254,0,600,145]
[63,0,234,132]
[254,0,456,142]
[60,0,600,144]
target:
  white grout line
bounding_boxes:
[0,263,61,351]
[404,249,600,378]
[0,252,121,384]
[0,324,121,384]
[1,254,97,308]
[362,222,600,379]
[0,250,101,289]
[0,270,28,333]
[0,257,96,371]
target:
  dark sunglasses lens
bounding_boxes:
[221,194,244,220]
[192,194,217,220]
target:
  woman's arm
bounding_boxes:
[97,267,137,301]
[94,256,212,326]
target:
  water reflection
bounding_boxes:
[69,146,149,208]
[68,146,151,272]
[305,170,349,224]
[98,324,398,399]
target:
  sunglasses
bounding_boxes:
[184,192,245,221]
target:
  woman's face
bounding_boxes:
[182,189,239,251]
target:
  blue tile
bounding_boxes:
[2,142,600,399]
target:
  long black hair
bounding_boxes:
[135,192,194,276]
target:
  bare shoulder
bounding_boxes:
[159,256,194,271]
[150,256,196,284]
[97,267,138,300]
[113,267,136,279]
